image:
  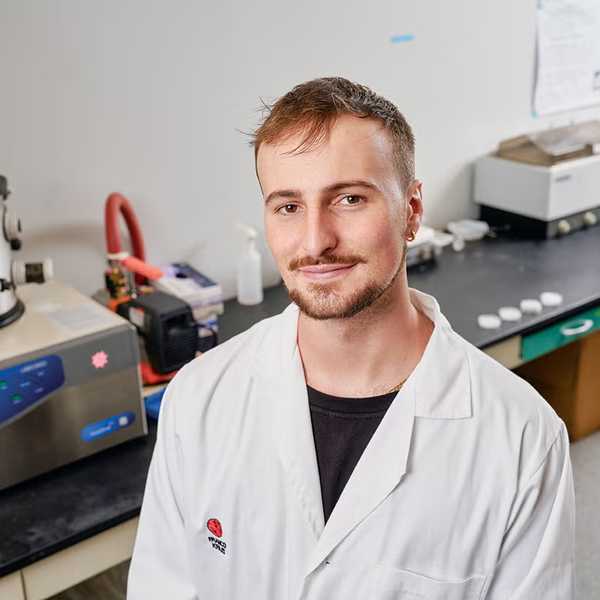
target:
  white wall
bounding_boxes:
[1,0,599,298]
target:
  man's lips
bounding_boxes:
[296,264,356,281]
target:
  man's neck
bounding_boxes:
[297,277,434,398]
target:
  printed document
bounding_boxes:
[534,0,600,115]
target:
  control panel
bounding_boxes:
[0,355,65,426]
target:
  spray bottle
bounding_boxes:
[236,223,263,305]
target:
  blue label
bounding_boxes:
[80,411,136,442]
[390,34,415,44]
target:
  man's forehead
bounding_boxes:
[259,115,391,159]
[256,115,395,190]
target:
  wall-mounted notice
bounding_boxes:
[533,0,600,116]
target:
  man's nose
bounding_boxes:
[301,207,338,259]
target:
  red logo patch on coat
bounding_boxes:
[207,518,223,538]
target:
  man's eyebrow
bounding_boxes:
[264,188,301,206]
[323,180,381,194]
[264,180,380,206]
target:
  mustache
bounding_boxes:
[289,254,366,271]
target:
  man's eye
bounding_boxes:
[339,195,364,206]
[276,204,299,215]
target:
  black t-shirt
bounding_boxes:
[307,385,397,524]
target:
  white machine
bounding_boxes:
[474,151,600,239]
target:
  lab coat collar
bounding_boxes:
[271,287,473,420]
[252,287,473,577]
[409,287,473,420]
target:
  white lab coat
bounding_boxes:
[128,288,575,599]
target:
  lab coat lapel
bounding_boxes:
[304,375,417,576]
[254,305,325,541]
[304,288,473,575]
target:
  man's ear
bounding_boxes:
[406,180,424,229]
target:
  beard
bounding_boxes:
[286,241,407,320]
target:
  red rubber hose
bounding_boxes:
[105,193,147,285]
[122,256,163,281]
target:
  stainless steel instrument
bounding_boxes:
[0,280,147,490]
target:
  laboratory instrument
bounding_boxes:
[0,175,53,328]
[0,280,146,490]
[117,291,200,378]
[474,124,600,238]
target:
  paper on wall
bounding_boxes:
[534,0,600,116]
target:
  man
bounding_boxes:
[128,77,575,599]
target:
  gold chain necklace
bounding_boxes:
[386,378,408,394]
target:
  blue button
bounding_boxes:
[11,394,24,405]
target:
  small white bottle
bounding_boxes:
[236,223,263,305]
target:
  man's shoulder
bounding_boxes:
[186,308,285,373]
[160,309,286,414]
[465,337,549,401]
[453,332,565,467]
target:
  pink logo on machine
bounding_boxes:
[91,351,109,369]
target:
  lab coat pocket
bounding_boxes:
[373,565,486,600]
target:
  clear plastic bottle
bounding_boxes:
[236,223,263,305]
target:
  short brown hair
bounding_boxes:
[251,77,415,190]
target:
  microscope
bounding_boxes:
[0,174,53,328]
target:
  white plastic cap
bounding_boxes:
[498,306,522,321]
[540,291,563,307]
[478,314,502,329]
[520,298,543,314]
